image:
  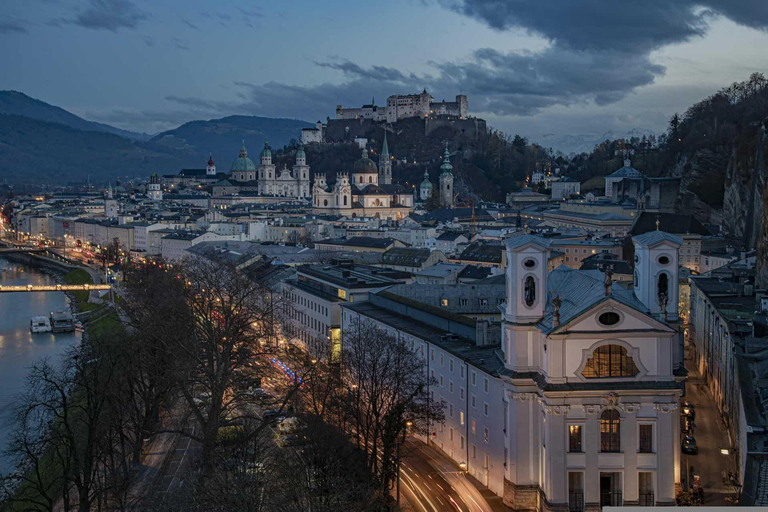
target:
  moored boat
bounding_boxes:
[30,315,52,333]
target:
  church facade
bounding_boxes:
[312,139,413,219]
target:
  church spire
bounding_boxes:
[381,131,389,158]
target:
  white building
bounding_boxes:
[340,231,685,509]
[605,159,643,198]
[550,178,581,200]
[256,142,311,198]
[147,172,162,201]
[300,121,325,144]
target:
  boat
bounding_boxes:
[30,315,52,333]
[50,310,76,333]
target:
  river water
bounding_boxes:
[0,258,80,474]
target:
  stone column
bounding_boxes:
[545,405,570,511]
[622,404,641,505]
[504,391,542,511]
[655,403,679,505]
[583,405,601,512]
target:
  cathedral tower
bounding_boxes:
[206,154,216,176]
[438,144,454,208]
[379,132,392,185]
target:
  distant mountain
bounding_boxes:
[535,128,656,155]
[0,114,201,184]
[0,90,150,141]
[150,115,313,164]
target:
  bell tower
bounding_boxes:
[438,144,454,208]
[632,230,682,320]
[379,132,392,185]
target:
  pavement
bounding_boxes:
[683,342,740,505]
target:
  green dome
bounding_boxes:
[296,144,306,160]
[231,141,256,171]
[260,140,272,159]
[353,147,378,174]
[421,170,433,189]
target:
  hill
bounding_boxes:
[0,114,201,185]
[0,90,149,141]
[150,115,313,162]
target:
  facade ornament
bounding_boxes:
[583,404,603,414]
[552,295,562,327]
[603,392,621,407]
[654,403,679,413]
[508,391,539,402]
[542,404,570,415]
[620,403,642,413]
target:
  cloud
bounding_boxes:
[0,18,27,34]
[181,19,199,30]
[71,0,147,31]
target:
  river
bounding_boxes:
[0,258,80,474]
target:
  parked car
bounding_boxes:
[263,409,288,420]
[279,434,306,447]
[682,401,696,420]
[682,436,698,454]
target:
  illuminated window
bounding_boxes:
[582,345,639,378]
[337,289,346,300]
[600,409,621,452]
[569,425,583,452]
[441,297,449,307]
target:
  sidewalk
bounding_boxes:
[684,343,739,505]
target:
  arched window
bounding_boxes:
[600,409,621,452]
[343,195,348,206]
[582,345,639,378]
[633,271,639,287]
[323,199,328,206]
[369,176,373,183]
[524,276,536,307]
[658,273,668,300]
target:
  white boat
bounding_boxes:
[30,315,52,333]
[50,310,76,332]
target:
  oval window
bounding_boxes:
[598,312,621,326]
[523,258,536,269]
[658,255,670,265]
[634,254,639,263]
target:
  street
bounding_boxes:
[400,438,510,512]
[683,342,739,505]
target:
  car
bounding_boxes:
[682,436,698,455]
[684,417,696,434]
[682,401,696,420]
[279,434,306,447]
[263,409,288,420]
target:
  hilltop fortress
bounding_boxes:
[335,89,468,123]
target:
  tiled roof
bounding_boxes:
[632,230,683,247]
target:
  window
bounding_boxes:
[460,436,465,449]
[440,354,444,366]
[600,409,621,452]
[484,378,489,393]
[598,311,621,326]
[471,420,476,434]
[460,298,468,306]
[484,403,489,416]
[524,276,536,306]
[460,411,464,425]
[472,395,476,408]
[441,297,449,307]
[471,371,476,386]
[449,404,453,417]
[639,424,653,453]
[461,366,465,378]
[472,444,477,459]
[484,428,489,443]
[449,381,454,393]
[582,345,639,378]
[431,349,434,361]
[569,473,585,512]
[460,388,465,399]
[449,359,454,372]
[479,298,488,306]
[450,428,454,441]
[569,425,583,452]
[440,376,444,387]
[639,473,654,507]
[658,273,669,298]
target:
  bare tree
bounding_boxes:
[341,318,444,493]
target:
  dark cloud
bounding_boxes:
[181,19,199,30]
[71,0,147,31]
[0,18,27,34]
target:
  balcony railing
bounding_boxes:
[600,491,622,507]
[638,492,654,507]
[569,491,584,512]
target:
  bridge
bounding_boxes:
[0,284,112,293]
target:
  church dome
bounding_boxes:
[231,141,256,171]
[353,147,378,174]
[260,141,272,159]
[439,146,453,176]
[296,144,306,160]
[421,170,433,189]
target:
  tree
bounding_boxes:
[341,318,444,493]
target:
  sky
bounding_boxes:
[2,0,768,151]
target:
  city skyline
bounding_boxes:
[2,0,768,148]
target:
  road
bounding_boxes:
[683,342,739,505]
[399,438,510,512]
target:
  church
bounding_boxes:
[312,134,414,219]
[213,141,310,198]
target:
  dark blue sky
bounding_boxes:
[2,0,768,151]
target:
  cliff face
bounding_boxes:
[668,149,728,224]
[722,128,766,249]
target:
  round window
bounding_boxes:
[658,255,670,265]
[598,311,621,326]
[523,258,536,269]
[634,254,639,263]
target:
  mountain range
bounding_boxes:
[0,91,312,185]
